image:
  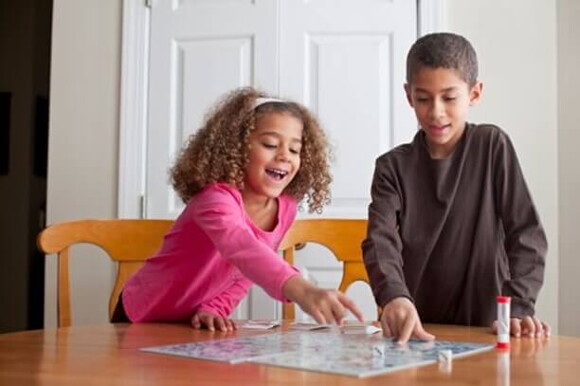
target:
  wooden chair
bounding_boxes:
[37,219,174,327]
[278,218,370,319]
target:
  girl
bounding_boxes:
[115,87,363,331]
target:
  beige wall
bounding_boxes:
[446,0,559,331]
[47,0,573,332]
[46,0,121,326]
[557,0,580,337]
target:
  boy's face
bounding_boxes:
[405,67,482,159]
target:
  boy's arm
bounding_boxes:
[362,159,412,308]
[196,275,252,318]
[494,132,547,318]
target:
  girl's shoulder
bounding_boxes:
[184,182,297,218]
[278,193,297,206]
[188,182,243,206]
[175,183,242,223]
[278,193,298,219]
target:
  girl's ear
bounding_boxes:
[404,84,414,107]
[469,81,483,106]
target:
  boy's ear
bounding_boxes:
[404,84,414,107]
[469,81,483,106]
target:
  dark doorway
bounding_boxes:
[0,0,53,333]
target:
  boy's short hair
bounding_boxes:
[406,32,478,86]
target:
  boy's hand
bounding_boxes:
[282,275,364,325]
[191,310,237,332]
[492,317,551,338]
[380,297,435,344]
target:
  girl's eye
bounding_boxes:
[262,143,277,149]
[290,148,300,155]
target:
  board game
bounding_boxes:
[141,330,493,378]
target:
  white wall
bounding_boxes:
[557,0,580,337]
[47,0,572,332]
[446,0,559,331]
[46,0,121,326]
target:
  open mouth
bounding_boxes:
[429,124,450,131]
[427,124,451,135]
[265,168,289,181]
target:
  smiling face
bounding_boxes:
[242,112,303,205]
[405,67,482,159]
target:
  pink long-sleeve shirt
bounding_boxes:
[122,183,300,322]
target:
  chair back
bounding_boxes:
[37,219,173,327]
[278,218,369,319]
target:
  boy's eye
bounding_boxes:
[416,97,429,103]
[444,96,457,102]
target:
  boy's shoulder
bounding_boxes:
[375,123,512,165]
[377,140,416,163]
[467,123,515,150]
[469,123,506,138]
[374,145,409,175]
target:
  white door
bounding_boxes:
[280,0,416,218]
[146,0,278,219]
[278,0,416,321]
[145,0,417,320]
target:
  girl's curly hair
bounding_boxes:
[170,87,332,213]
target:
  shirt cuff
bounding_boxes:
[509,297,535,319]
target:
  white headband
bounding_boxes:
[253,97,285,109]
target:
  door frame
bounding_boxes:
[117,0,445,218]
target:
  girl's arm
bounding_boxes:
[196,275,252,318]
[281,275,364,324]
[191,185,363,324]
[191,275,251,331]
[190,185,299,302]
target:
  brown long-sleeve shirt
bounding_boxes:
[362,123,547,326]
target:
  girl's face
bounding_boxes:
[243,112,303,203]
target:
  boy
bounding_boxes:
[362,32,550,344]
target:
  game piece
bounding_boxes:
[372,345,385,357]
[288,322,332,331]
[438,358,453,373]
[340,324,382,335]
[240,320,281,330]
[438,349,452,362]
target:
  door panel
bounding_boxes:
[166,37,254,215]
[147,0,277,219]
[280,0,417,218]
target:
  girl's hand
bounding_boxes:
[492,317,551,338]
[380,297,435,344]
[282,275,364,325]
[191,310,237,332]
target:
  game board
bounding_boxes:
[142,330,493,378]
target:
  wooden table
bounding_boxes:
[0,322,578,385]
